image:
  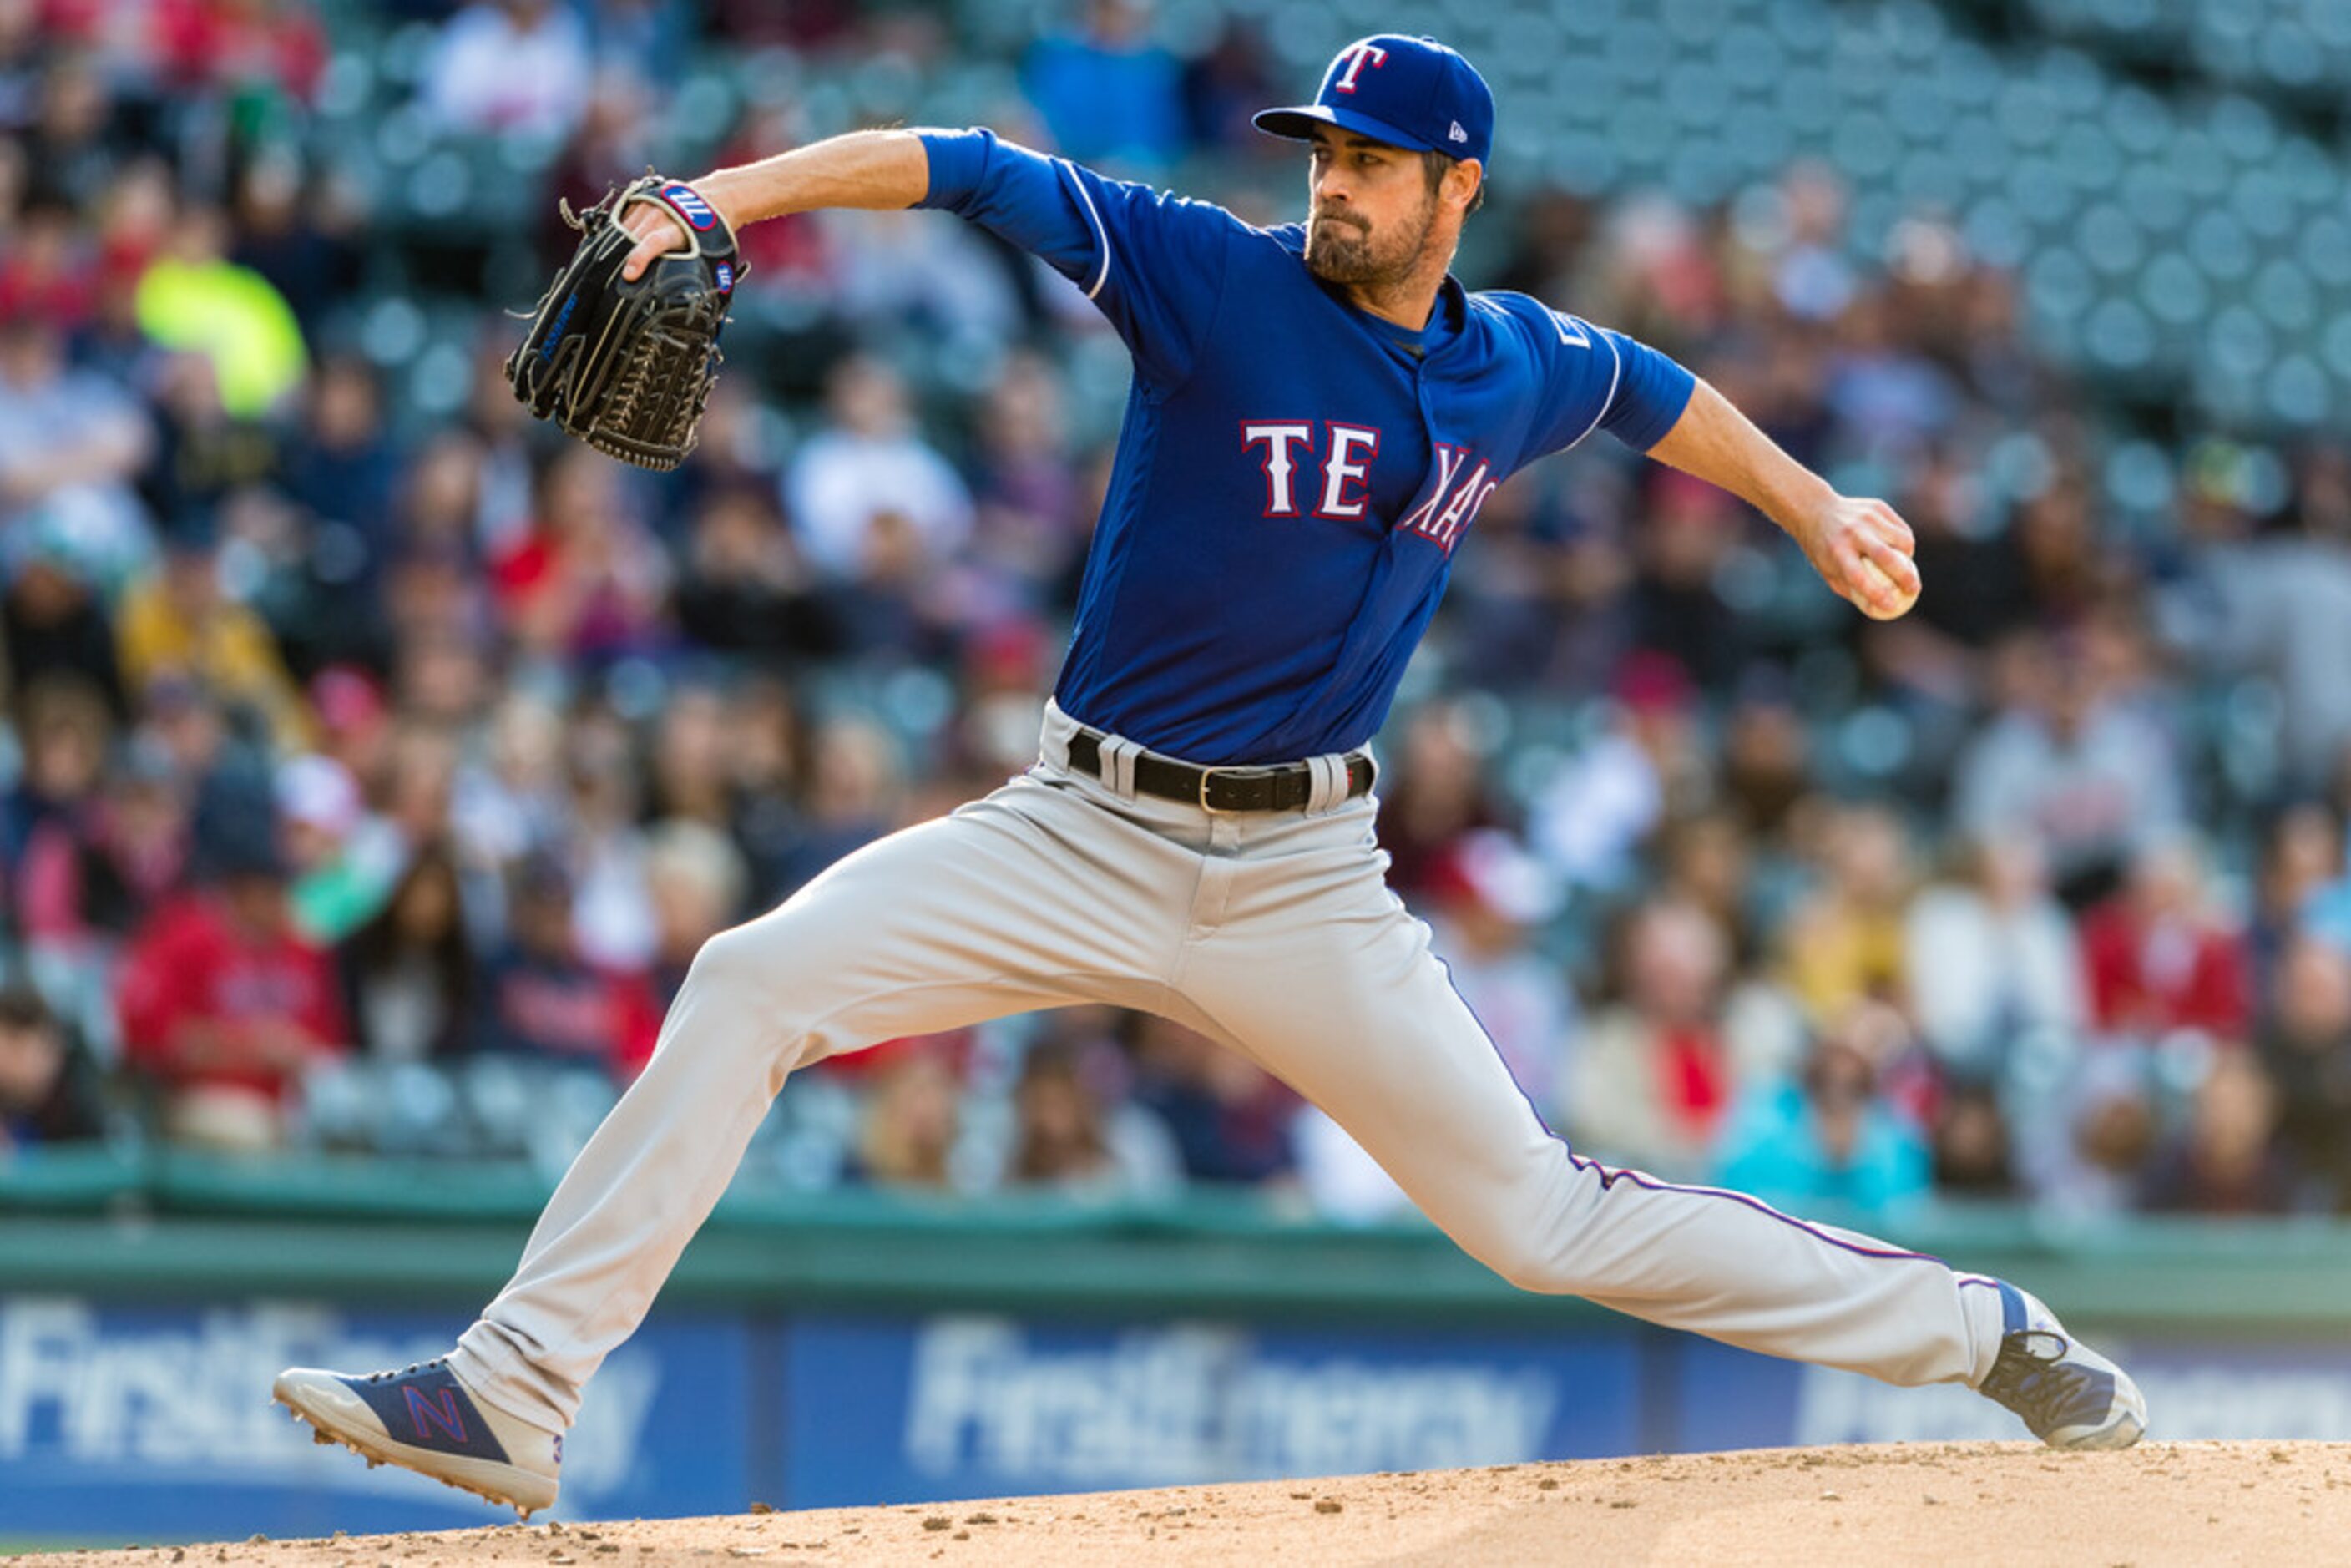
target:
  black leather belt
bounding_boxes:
[1064,728,1374,813]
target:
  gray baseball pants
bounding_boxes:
[452,701,2008,1432]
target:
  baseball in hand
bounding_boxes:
[1853,554,1919,620]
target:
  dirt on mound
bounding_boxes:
[55,1441,2351,1567]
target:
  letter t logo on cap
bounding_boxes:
[1332,41,1388,92]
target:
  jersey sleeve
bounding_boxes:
[1524,308,1697,459]
[914,127,1236,389]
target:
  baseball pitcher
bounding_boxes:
[276,35,2143,1516]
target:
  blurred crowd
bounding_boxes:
[8,0,2351,1229]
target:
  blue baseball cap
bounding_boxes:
[1253,35,1494,167]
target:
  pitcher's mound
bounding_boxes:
[68,1441,2351,1565]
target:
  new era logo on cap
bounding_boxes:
[1251,34,1495,169]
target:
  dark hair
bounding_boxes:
[1009,1043,1110,1183]
[349,842,471,968]
[0,984,60,1036]
[1421,149,1485,216]
[341,841,478,1059]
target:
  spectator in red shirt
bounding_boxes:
[1567,897,1746,1181]
[491,447,672,668]
[151,0,327,104]
[116,817,347,1150]
[2080,837,2251,1048]
[0,196,97,330]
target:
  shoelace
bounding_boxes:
[1979,1329,2080,1433]
[361,1358,448,1384]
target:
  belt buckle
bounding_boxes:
[1198,765,1282,813]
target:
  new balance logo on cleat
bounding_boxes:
[274,1358,563,1519]
[404,1385,470,1444]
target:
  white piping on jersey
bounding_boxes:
[1565,321,1623,451]
[1059,159,1112,301]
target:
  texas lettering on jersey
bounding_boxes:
[1241,422,1493,552]
[1240,421,1382,519]
[1398,443,1497,553]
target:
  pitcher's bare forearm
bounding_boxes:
[1646,377,1920,617]
[622,130,931,276]
[1646,378,1835,541]
[700,129,930,223]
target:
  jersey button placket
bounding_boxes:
[1406,366,1438,537]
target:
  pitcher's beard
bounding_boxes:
[1305,217,1380,281]
[1304,205,1436,288]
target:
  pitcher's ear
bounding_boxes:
[1452,158,1485,216]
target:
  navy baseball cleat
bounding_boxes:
[273,1357,562,1518]
[1975,1281,2147,1449]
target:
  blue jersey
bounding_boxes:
[916,129,1696,765]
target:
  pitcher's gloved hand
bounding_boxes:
[506,175,744,472]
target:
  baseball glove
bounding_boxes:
[506,175,744,471]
